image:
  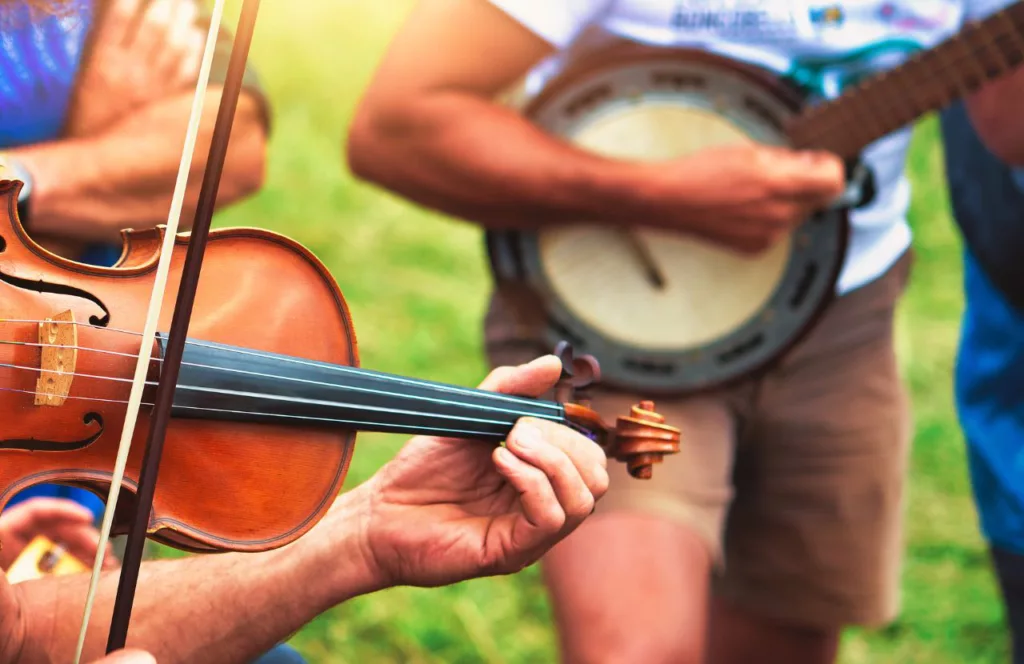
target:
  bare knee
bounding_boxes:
[541,512,713,664]
[708,596,840,664]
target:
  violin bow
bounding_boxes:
[72,0,262,658]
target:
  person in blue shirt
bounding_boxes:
[0,1,301,662]
[941,100,1024,663]
[1,0,267,516]
[1,0,269,517]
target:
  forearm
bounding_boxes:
[967,66,1024,165]
[14,89,266,244]
[347,93,664,231]
[5,490,379,664]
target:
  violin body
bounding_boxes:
[0,181,356,552]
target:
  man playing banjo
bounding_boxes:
[348,1,1024,662]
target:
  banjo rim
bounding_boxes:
[520,43,809,120]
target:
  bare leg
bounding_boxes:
[707,595,840,664]
[542,512,712,664]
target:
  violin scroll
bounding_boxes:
[608,401,680,479]
[552,343,680,479]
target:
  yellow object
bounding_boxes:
[7,535,89,584]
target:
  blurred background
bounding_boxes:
[196,0,1006,661]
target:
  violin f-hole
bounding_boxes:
[0,412,105,452]
[0,269,111,327]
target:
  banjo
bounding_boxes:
[487,4,1024,394]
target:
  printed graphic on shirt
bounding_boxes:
[668,0,802,38]
[808,4,846,26]
[876,1,957,29]
[653,1,960,99]
[0,0,94,147]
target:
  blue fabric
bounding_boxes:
[940,104,1024,555]
[6,484,106,519]
[77,242,123,267]
[0,0,94,148]
[252,644,306,664]
[956,251,1024,555]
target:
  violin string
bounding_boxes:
[0,321,562,411]
[0,355,551,425]
[0,387,562,436]
[0,340,562,416]
[0,361,558,425]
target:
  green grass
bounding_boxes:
[200,2,1008,661]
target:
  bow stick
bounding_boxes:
[70,0,261,658]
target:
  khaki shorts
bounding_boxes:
[485,253,913,629]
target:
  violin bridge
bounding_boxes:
[35,310,77,407]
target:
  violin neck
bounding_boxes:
[162,335,568,441]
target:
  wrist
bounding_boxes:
[571,158,699,232]
[296,481,388,608]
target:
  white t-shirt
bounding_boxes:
[490,0,1014,294]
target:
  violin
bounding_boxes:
[0,180,682,554]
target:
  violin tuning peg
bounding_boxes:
[551,342,603,404]
[572,353,601,392]
[553,341,576,380]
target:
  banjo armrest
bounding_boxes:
[828,158,877,212]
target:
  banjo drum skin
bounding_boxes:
[487,46,850,395]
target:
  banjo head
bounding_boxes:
[488,48,847,394]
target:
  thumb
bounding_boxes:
[92,649,157,663]
[770,149,846,198]
[477,355,563,397]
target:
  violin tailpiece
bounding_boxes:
[35,310,77,407]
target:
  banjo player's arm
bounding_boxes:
[350,0,832,238]
[961,0,1024,165]
[348,0,844,246]
[347,0,639,230]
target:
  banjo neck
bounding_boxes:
[789,2,1024,158]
